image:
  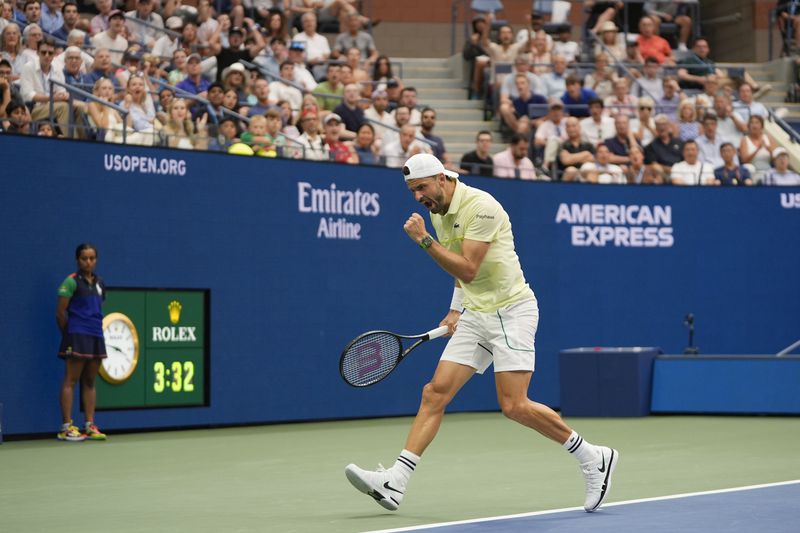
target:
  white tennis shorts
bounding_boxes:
[441,296,539,374]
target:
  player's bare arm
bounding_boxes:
[403,213,490,283]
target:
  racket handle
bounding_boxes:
[426,326,450,340]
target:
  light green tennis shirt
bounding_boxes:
[430,180,534,312]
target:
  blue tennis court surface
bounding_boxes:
[365,481,800,533]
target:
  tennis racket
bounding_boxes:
[339,326,450,387]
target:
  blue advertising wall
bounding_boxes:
[1,136,799,436]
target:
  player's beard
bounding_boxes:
[422,186,446,214]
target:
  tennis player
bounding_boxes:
[345,153,618,512]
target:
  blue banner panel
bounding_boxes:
[651,356,800,413]
[1,136,799,435]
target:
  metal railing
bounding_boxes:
[777,339,800,357]
[49,78,130,143]
[363,117,437,149]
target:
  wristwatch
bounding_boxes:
[419,234,434,250]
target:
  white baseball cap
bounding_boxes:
[402,153,458,181]
[772,146,788,159]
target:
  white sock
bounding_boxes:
[389,449,420,488]
[61,422,71,432]
[563,431,599,464]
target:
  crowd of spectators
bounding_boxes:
[0,0,798,186]
[461,3,797,186]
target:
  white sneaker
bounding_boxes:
[344,463,404,511]
[580,446,619,512]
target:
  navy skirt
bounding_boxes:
[58,333,107,359]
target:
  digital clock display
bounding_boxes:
[95,289,210,410]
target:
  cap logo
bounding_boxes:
[403,166,411,176]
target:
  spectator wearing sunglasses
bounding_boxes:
[19,38,82,136]
[630,96,656,146]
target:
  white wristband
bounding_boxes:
[450,287,464,311]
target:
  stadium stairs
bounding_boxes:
[395,56,492,160]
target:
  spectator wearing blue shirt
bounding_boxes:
[17,0,41,28]
[61,46,92,98]
[51,1,81,43]
[561,74,599,118]
[714,142,752,186]
[39,0,62,34]
[176,53,211,97]
[499,73,547,134]
[85,48,121,94]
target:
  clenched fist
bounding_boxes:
[403,212,428,243]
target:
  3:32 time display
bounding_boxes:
[153,360,195,393]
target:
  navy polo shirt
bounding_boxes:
[561,88,599,117]
[644,136,684,167]
[513,93,548,118]
[332,103,365,133]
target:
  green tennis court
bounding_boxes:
[2,413,798,532]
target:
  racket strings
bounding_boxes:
[341,332,402,387]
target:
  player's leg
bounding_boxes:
[491,298,619,512]
[345,361,475,511]
[404,360,476,455]
[495,370,572,442]
[58,357,86,441]
[346,312,490,510]
[495,371,619,512]
[81,358,106,440]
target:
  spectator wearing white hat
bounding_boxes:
[363,88,394,143]
[593,20,625,61]
[763,147,800,185]
[323,112,359,164]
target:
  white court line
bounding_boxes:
[362,479,800,533]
